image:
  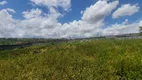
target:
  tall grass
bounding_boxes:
[0,39,142,80]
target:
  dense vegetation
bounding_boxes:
[0,38,33,45]
[140,26,142,35]
[0,39,142,80]
[0,38,69,45]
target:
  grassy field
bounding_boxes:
[0,39,142,80]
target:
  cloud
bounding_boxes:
[113,4,140,19]
[19,8,62,38]
[18,0,119,38]
[140,21,142,26]
[6,8,16,13]
[82,0,119,24]
[0,9,19,38]
[0,0,141,38]
[102,20,141,36]
[30,0,71,11]
[23,8,42,19]
[122,19,129,25]
[29,0,70,22]
[0,0,7,6]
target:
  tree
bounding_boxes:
[139,26,142,35]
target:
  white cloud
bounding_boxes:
[30,0,71,11]
[0,0,141,38]
[140,21,142,26]
[23,8,42,19]
[113,4,140,19]
[19,0,119,38]
[6,8,16,13]
[0,0,7,6]
[29,0,70,22]
[0,0,119,38]
[122,19,128,25]
[82,0,119,24]
[19,8,62,38]
[102,20,141,36]
[0,9,19,38]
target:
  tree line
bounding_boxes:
[140,26,142,35]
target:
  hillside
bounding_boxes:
[0,39,142,80]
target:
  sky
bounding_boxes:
[0,0,142,38]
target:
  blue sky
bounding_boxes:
[0,0,142,38]
[2,0,96,21]
[3,0,142,23]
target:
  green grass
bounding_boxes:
[0,39,142,80]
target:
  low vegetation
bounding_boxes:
[0,39,142,80]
